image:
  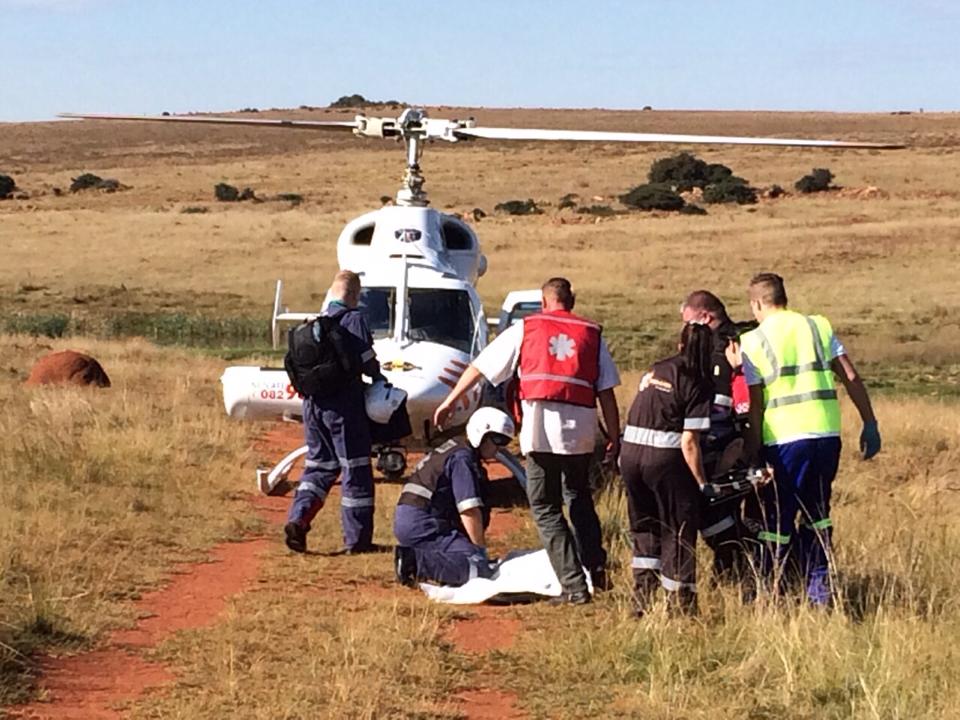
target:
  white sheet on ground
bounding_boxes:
[419,549,593,604]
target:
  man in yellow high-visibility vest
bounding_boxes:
[740,273,880,605]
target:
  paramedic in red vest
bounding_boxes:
[433,277,621,605]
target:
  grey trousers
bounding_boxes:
[525,452,607,595]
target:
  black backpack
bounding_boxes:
[284,315,362,398]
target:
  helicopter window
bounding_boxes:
[407,289,475,353]
[359,287,394,339]
[352,224,375,245]
[441,221,473,251]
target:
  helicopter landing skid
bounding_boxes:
[256,445,528,495]
[256,444,308,496]
[495,449,527,491]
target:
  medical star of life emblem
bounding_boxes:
[549,333,577,361]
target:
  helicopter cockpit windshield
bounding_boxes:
[360,287,476,354]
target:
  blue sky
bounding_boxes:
[0,0,957,121]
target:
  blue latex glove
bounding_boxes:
[860,421,881,460]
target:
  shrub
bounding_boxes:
[70,173,103,191]
[214,183,240,202]
[180,206,209,214]
[795,168,835,193]
[213,183,260,202]
[0,174,16,199]
[703,177,757,205]
[619,183,685,211]
[96,179,122,193]
[330,94,404,109]
[69,174,125,193]
[576,205,617,217]
[558,193,579,210]
[494,199,541,215]
[330,94,368,108]
[275,193,303,205]
[679,204,708,216]
[648,152,735,192]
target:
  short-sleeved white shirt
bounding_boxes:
[472,320,620,455]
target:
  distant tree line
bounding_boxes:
[329,94,403,109]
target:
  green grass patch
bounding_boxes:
[4,312,271,349]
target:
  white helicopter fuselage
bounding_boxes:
[220,204,493,444]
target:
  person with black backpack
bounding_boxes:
[284,270,385,554]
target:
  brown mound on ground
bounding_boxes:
[25,351,110,388]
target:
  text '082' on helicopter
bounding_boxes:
[60,108,904,493]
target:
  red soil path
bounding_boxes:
[8,423,530,719]
[8,538,270,720]
[255,424,530,719]
[445,474,529,719]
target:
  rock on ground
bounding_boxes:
[25,350,111,388]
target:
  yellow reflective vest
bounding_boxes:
[740,310,841,446]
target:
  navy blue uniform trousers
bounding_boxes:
[760,436,841,605]
[286,383,375,549]
[393,505,494,586]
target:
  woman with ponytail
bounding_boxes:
[620,322,714,616]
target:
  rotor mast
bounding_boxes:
[351,108,477,207]
[398,110,427,206]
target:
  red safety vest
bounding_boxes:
[518,310,601,407]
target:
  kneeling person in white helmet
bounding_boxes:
[394,408,515,587]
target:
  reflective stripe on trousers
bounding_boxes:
[341,496,375,509]
[661,575,697,593]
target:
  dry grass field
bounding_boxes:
[1,108,960,718]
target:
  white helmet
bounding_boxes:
[466,407,516,449]
[364,380,408,424]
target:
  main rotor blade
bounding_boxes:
[454,126,904,149]
[58,112,360,132]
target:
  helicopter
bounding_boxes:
[60,108,903,493]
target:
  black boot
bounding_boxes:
[395,546,418,587]
[284,522,307,553]
[589,566,613,593]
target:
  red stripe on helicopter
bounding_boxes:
[441,366,464,382]
[449,359,469,370]
[438,375,457,389]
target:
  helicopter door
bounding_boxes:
[358,287,395,339]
